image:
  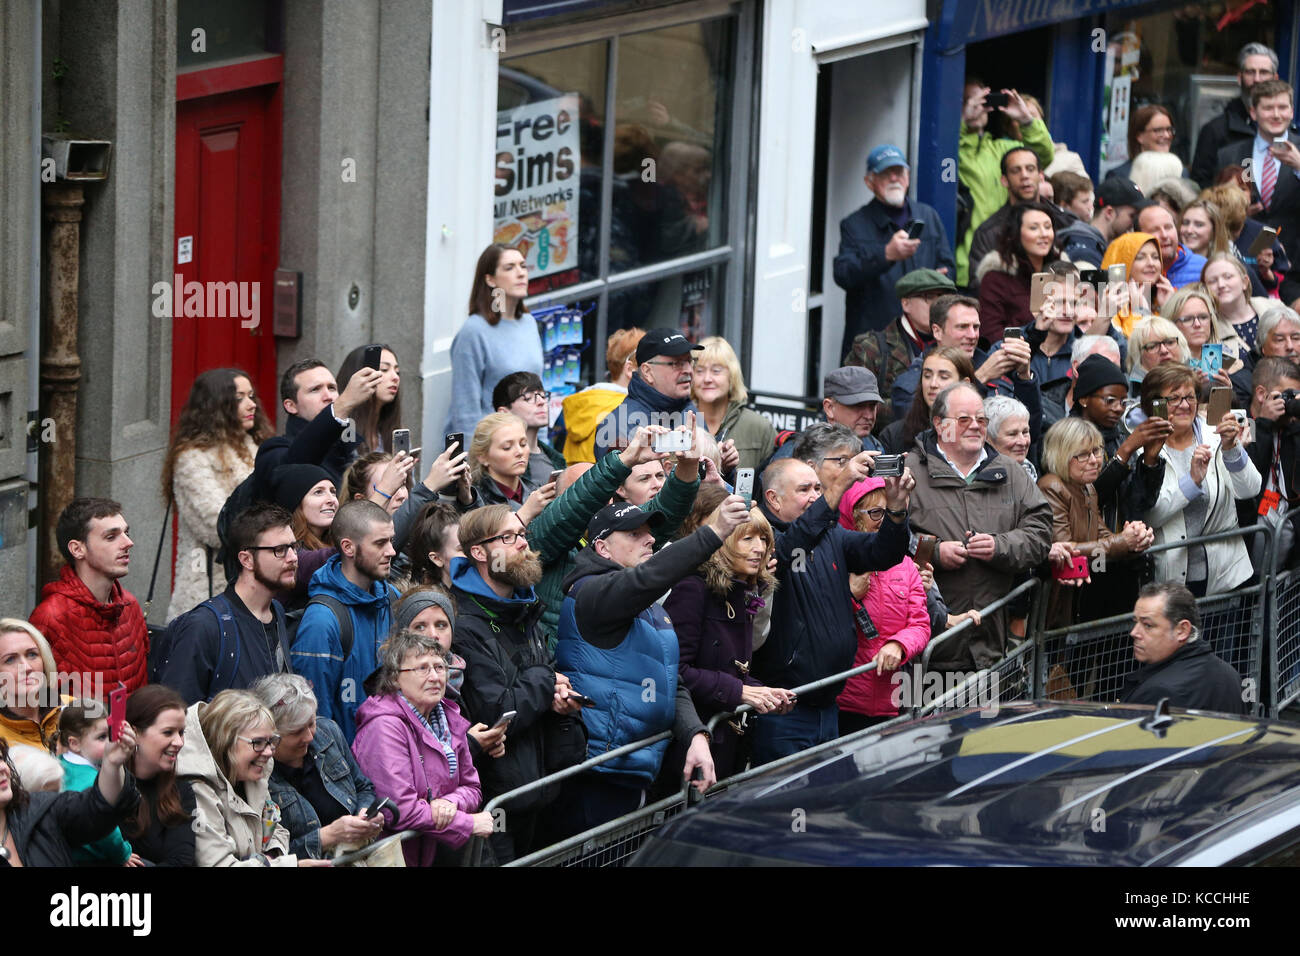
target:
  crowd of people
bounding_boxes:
[1,42,1293,869]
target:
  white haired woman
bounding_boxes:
[351,630,492,867]
[177,689,329,867]
[985,395,1036,481]
[253,674,384,860]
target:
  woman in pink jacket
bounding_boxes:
[836,478,931,734]
[351,630,493,866]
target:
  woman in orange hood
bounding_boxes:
[1100,231,1174,338]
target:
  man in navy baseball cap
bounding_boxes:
[833,144,955,362]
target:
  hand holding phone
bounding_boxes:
[391,429,411,456]
[445,432,465,453]
[734,467,754,506]
[364,344,384,370]
[492,710,518,731]
[108,682,128,742]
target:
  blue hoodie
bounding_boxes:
[290,554,397,741]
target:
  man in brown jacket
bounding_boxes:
[904,383,1052,670]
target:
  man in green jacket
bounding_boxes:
[527,424,700,651]
[956,84,1056,287]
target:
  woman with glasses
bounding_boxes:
[1138,363,1260,597]
[444,244,544,438]
[691,336,776,473]
[335,344,403,456]
[251,674,383,861]
[178,689,328,866]
[1102,232,1170,337]
[1104,105,1186,185]
[1202,254,1275,353]
[470,411,557,522]
[352,630,493,867]
[1160,284,1248,404]
[1037,418,1154,628]
[1125,316,1191,396]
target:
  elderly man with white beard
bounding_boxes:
[833,143,956,362]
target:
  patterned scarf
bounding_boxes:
[400,693,457,779]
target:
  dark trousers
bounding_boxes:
[748,700,839,767]
[541,771,645,844]
[837,710,894,737]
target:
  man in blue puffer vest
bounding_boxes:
[550,494,751,840]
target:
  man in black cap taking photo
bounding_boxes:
[593,327,703,459]
[549,492,753,839]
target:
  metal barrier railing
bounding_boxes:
[1270,565,1300,714]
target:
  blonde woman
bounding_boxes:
[470,411,556,522]
[178,689,328,867]
[1201,253,1275,351]
[1178,199,1232,260]
[691,336,776,472]
[1160,284,1246,400]
[0,620,62,751]
[1125,315,1191,394]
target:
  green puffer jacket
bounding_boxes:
[712,401,777,473]
[530,451,698,652]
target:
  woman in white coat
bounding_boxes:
[162,369,272,621]
[1134,363,1260,595]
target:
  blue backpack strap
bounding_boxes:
[204,594,240,700]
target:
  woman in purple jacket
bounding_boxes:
[664,485,794,778]
[351,630,493,866]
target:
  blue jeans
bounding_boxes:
[749,701,840,767]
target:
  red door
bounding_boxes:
[172,81,281,429]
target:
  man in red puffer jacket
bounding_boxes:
[30,497,148,693]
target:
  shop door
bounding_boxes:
[172,87,280,429]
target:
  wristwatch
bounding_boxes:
[886,508,908,521]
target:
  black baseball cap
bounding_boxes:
[636,328,705,365]
[1095,176,1146,211]
[586,503,665,543]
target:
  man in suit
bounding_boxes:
[1191,43,1278,188]
[1216,80,1300,266]
[833,144,955,359]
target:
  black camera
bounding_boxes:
[1282,388,1300,418]
[872,454,905,478]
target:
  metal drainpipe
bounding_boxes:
[26,0,41,608]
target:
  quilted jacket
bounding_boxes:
[30,565,149,692]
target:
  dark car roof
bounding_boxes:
[632,702,1300,866]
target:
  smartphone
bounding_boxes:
[734,467,754,506]
[1151,398,1169,420]
[546,468,564,487]
[872,454,904,478]
[1271,134,1291,153]
[1029,272,1052,314]
[652,430,692,454]
[444,432,465,453]
[913,533,938,570]
[565,693,597,708]
[905,220,925,240]
[492,710,518,731]
[391,428,411,456]
[1107,263,1127,284]
[984,91,1010,109]
[1208,386,1232,424]
[1200,343,1223,376]
[1248,225,1279,258]
[107,682,128,742]
[363,344,383,370]
[1002,326,1024,341]
[1053,554,1090,581]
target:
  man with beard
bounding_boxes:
[833,144,955,357]
[449,503,583,862]
[291,500,398,741]
[155,503,299,704]
[966,145,1069,293]
[549,496,750,839]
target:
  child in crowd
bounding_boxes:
[57,701,139,866]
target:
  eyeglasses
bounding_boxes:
[472,528,527,548]
[821,456,851,466]
[517,389,551,404]
[855,507,887,521]
[246,543,296,559]
[238,734,281,753]
[646,358,695,370]
[944,415,989,429]
[1158,394,1197,409]
[1071,448,1105,463]
[1140,338,1179,352]
[1173,313,1211,326]
[1087,395,1125,408]
[1145,124,1175,137]
[399,662,448,678]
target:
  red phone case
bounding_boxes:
[1053,555,1089,581]
[107,682,128,741]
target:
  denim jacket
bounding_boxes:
[267,716,376,859]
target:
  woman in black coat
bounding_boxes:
[122,685,196,867]
[0,724,139,867]
[662,485,793,779]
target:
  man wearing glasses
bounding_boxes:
[1192,43,1280,188]
[156,503,299,704]
[593,327,703,459]
[906,382,1052,672]
[493,371,566,486]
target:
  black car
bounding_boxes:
[630,701,1300,866]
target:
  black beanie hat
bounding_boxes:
[271,463,335,512]
[1073,353,1128,400]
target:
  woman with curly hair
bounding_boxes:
[162,369,273,621]
[663,483,792,778]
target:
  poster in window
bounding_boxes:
[494,93,581,294]
[679,270,710,342]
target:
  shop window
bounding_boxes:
[608,263,724,341]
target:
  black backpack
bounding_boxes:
[283,594,354,658]
[215,473,259,586]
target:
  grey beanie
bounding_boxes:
[394,588,456,632]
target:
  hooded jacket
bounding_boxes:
[449,557,562,810]
[1119,639,1245,714]
[1,770,139,867]
[253,406,360,501]
[30,565,149,693]
[290,555,397,741]
[351,692,482,867]
[753,490,911,705]
[1101,232,1161,339]
[834,480,930,717]
[560,383,628,464]
[1057,217,1108,269]
[177,701,295,867]
[592,374,700,460]
[904,430,1053,669]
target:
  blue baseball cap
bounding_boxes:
[867,145,909,175]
